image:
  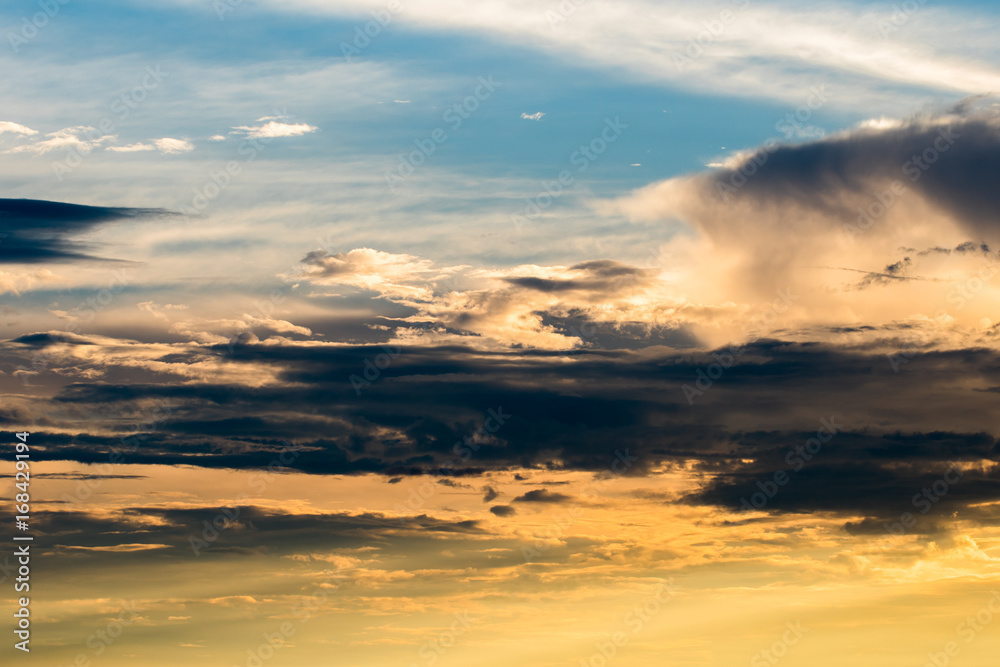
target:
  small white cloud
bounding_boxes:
[107,143,155,153]
[106,138,193,154]
[631,163,642,167]
[231,121,318,139]
[0,121,38,136]
[521,112,546,121]
[209,134,227,142]
[393,100,411,104]
[858,117,905,130]
[153,137,194,153]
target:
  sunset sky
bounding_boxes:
[3,0,1000,665]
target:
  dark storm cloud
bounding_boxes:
[9,336,1000,521]
[514,489,573,503]
[707,107,1000,240]
[503,260,656,293]
[0,505,485,559]
[538,312,699,350]
[0,198,176,263]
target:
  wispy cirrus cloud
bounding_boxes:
[198,0,1000,111]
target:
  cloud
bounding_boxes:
[105,143,156,153]
[153,137,195,153]
[489,505,516,516]
[60,543,172,552]
[606,103,1000,345]
[231,119,318,139]
[6,126,115,154]
[0,120,37,136]
[482,486,499,502]
[0,268,60,294]
[0,198,178,264]
[514,489,573,503]
[520,112,545,121]
[198,0,1000,112]
[6,329,1000,522]
[106,138,194,154]
[292,249,679,349]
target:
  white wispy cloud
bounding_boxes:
[231,118,318,139]
[152,137,194,153]
[521,112,545,121]
[6,126,115,154]
[0,120,38,136]
[205,0,1000,111]
[106,138,194,154]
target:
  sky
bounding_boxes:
[2,0,1000,665]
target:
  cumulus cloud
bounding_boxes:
[608,103,1000,345]
[292,248,687,349]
